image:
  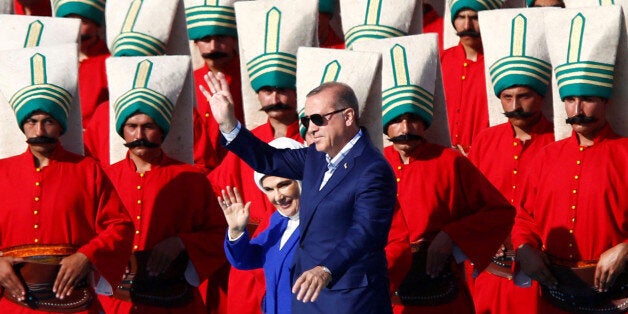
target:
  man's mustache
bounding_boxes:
[503,109,537,119]
[456,30,481,38]
[26,136,58,144]
[566,114,598,125]
[260,103,293,113]
[124,139,160,148]
[388,134,425,143]
[201,52,229,60]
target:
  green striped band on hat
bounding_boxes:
[450,0,503,22]
[23,21,44,48]
[247,52,296,92]
[344,0,406,49]
[111,0,166,56]
[344,25,406,50]
[490,56,552,97]
[553,12,615,99]
[246,7,296,92]
[555,61,614,99]
[382,44,434,130]
[53,0,106,26]
[10,54,72,133]
[489,14,551,97]
[382,85,434,129]
[186,5,237,39]
[111,32,166,56]
[114,60,175,137]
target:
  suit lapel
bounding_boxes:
[299,135,368,242]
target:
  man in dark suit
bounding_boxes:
[202,72,397,313]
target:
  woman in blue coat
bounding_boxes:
[219,137,303,314]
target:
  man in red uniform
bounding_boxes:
[205,1,317,312]
[317,0,344,49]
[98,56,226,314]
[53,0,109,128]
[0,44,134,314]
[441,0,502,155]
[83,0,191,166]
[53,0,109,127]
[511,6,628,313]
[187,0,244,174]
[366,34,515,314]
[469,8,555,313]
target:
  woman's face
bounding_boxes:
[261,176,301,217]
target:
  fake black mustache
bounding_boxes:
[565,114,598,125]
[388,134,425,143]
[124,139,160,148]
[26,136,58,144]
[80,34,94,42]
[260,103,292,113]
[503,109,537,119]
[201,52,230,60]
[456,30,481,38]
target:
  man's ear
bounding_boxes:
[344,108,355,126]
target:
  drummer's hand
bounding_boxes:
[595,242,628,292]
[426,231,454,278]
[0,256,25,301]
[54,252,90,299]
[147,237,185,277]
[516,244,557,287]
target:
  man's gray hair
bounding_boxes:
[306,82,360,117]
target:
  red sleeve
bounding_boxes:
[177,174,227,280]
[77,164,134,288]
[441,156,515,272]
[385,204,411,293]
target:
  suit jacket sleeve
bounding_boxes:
[319,157,397,285]
[224,229,266,270]
[222,127,307,180]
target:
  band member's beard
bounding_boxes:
[201,52,229,60]
[456,30,481,38]
[124,139,160,148]
[260,103,293,112]
[388,134,425,143]
[26,136,58,144]
[503,109,537,119]
[566,114,598,125]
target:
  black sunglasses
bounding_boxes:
[300,108,348,129]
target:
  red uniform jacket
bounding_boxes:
[441,43,489,153]
[79,39,110,129]
[100,152,226,313]
[384,143,515,314]
[468,117,554,314]
[0,146,134,314]
[511,125,628,313]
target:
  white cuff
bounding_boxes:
[221,121,242,144]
